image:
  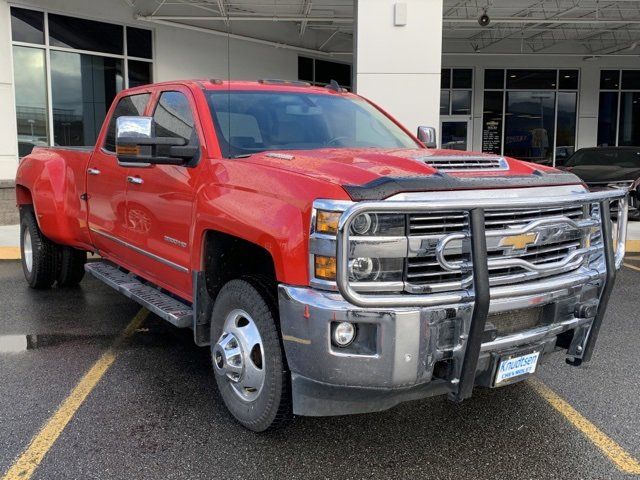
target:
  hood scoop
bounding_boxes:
[413,154,509,171]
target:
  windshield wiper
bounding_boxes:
[232,153,254,158]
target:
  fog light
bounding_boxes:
[332,322,356,347]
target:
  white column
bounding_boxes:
[0,0,17,180]
[576,62,600,150]
[354,0,443,137]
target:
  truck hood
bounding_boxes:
[238,148,582,200]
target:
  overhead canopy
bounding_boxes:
[131,1,640,58]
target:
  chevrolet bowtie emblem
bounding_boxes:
[499,232,539,251]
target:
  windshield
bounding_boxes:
[206,91,421,158]
[566,149,640,168]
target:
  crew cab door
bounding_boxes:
[87,92,151,264]
[121,88,200,298]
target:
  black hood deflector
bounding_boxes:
[342,170,583,201]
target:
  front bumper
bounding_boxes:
[281,188,628,416]
[278,268,603,416]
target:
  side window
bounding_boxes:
[153,91,196,143]
[103,93,150,152]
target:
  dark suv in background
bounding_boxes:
[558,147,640,219]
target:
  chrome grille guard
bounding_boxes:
[334,188,627,402]
[335,189,628,309]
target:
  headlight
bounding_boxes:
[348,257,403,282]
[351,213,373,235]
[315,210,405,237]
[311,201,406,291]
[349,213,405,236]
[349,257,379,281]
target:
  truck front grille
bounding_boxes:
[487,308,545,336]
[406,204,593,292]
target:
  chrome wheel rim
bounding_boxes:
[23,227,33,273]
[213,309,265,402]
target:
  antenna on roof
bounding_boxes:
[325,79,344,93]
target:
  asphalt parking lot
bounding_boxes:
[1,258,639,480]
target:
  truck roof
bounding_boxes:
[125,79,351,96]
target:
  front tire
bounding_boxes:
[20,210,59,289]
[210,279,292,431]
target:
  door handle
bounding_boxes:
[87,168,101,175]
[127,176,144,185]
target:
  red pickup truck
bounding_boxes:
[15,79,629,431]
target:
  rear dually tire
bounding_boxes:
[20,210,59,289]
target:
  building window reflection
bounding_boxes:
[10,7,153,156]
[13,46,49,157]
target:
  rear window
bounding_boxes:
[567,149,640,168]
[103,93,150,152]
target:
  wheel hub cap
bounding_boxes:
[23,227,33,273]
[213,309,265,402]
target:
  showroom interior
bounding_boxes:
[1,0,640,223]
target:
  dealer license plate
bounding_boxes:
[494,350,540,386]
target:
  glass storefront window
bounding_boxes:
[297,57,352,89]
[50,51,123,146]
[441,69,473,117]
[559,70,579,90]
[504,91,556,165]
[48,14,123,55]
[506,70,557,90]
[484,69,504,90]
[441,69,451,89]
[440,91,450,115]
[10,7,44,45]
[597,92,618,147]
[452,69,472,89]
[618,92,640,146]
[126,27,153,59]
[10,8,153,155]
[441,121,468,150]
[480,69,578,164]
[621,71,640,91]
[600,70,620,90]
[597,70,640,147]
[451,91,471,115]
[128,60,153,88]
[12,46,49,157]
[556,92,577,160]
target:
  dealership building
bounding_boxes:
[1,0,639,221]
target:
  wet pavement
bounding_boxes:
[0,259,639,479]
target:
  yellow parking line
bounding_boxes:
[624,263,640,272]
[1,308,149,480]
[627,240,640,253]
[0,247,20,260]
[530,379,640,474]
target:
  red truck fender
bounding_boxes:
[15,148,92,249]
[190,161,350,286]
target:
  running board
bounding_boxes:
[85,262,192,328]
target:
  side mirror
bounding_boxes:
[417,126,437,148]
[116,116,198,166]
